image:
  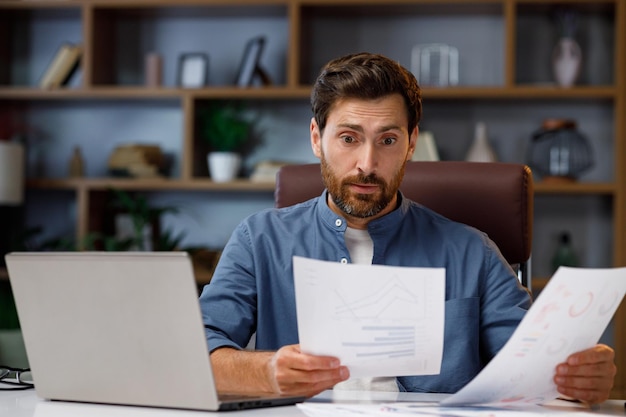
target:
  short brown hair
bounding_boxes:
[311,52,422,134]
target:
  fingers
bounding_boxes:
[268,344,350,397]
[565,344,615,367]
[554,345,616,404]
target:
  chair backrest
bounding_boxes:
[275,161,534,287]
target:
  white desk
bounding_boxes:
[1,389,625,417]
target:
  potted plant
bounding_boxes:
[198,101,258,182]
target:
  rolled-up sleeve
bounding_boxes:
[200,222,257,352]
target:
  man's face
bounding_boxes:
[310,94,417,228]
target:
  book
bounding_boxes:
[107,144,167,178]
[39,43,82,89]
[250,160,288,182]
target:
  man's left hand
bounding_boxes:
[554,344,616,404]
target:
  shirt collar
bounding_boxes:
[315,190,410,234]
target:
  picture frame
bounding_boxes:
[235,36,270,87]
[177,53,209,88]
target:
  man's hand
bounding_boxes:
[210,344,349,398]
[554,344,616,404]
[269,344,350,397]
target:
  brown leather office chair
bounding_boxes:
[275,161,534,289]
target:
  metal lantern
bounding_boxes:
[526,119,593,181]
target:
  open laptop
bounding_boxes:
[5,251,306,411]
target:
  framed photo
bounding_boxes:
[177,53,209,88]
[235,36,269,87]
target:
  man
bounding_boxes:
[199,52,616,403]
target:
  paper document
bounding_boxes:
[442,266,626,406]
[293,256,445,378]
[297,402,575,417]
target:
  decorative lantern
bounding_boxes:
[526,119,593,182]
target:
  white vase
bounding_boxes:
[0,141,25,205]
[208,152,241,183]
[465,122,497,163]
[552,37,582,88]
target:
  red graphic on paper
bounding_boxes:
[569,291,593,317]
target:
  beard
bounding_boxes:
[320,153,406,219]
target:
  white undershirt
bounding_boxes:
[333,227,399,392]
[343,227,374,265]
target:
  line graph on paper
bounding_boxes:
[333,274,425,320]
[292,256,445,376]
[330,273,437,363]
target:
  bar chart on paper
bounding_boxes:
[293,256,446,378]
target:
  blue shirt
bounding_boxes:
[199,191,531,393]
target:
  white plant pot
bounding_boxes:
[208,152,241,183]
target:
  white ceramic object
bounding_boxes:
[465,122,497,163]
[208,152,241,183]
[552,37,582,88]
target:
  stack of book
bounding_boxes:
[107,144,168,178]
[39,43,82,89]
[250,160,288,183]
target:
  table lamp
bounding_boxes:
[0,141,24,205]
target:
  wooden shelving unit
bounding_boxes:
[1,0,625,397]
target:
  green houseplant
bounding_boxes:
[198,101,258,182]
[79,189,179,251]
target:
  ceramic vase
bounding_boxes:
[465,122,497,163]
[552,37,582,88]
[208,152,241,183]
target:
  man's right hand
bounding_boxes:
[268,344,350,396]
[210,344,349,397]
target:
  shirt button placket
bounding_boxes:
[335,219,348,263]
